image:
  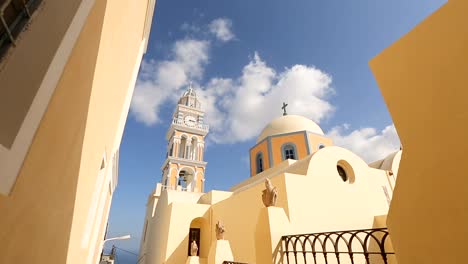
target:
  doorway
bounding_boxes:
[188,228,200,256]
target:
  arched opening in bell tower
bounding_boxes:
[179,135,188,158]
[178,168,196,191]
[190,136,198,160]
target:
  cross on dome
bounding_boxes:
[282,102,288,116]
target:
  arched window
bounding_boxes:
[256,152,264,174]
[282,143,297,160]
[169,144,174,157]
[179,136,187,158]
[191,137,198,160]
[337,165,348,181]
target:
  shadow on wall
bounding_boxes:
[165,234,190,264]
[164,216,210,264]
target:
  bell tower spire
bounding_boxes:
[160,84,209,192]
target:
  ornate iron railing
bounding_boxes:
[222,262,248,264]
[281,228,395,264]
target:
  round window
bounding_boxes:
[337,165,348,181]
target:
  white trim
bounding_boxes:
[0,0,97,195]
[86,168,112,264]
[81,153,107,249]
[111,40,146,153]
[141,0,156,53]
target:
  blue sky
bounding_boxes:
[105,0,446,258]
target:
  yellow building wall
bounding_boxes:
[0,0,152,263]
[249,140,270,176]
[169,164,179,187]
[211,175,289,263]
[370,1,468,263]
[143,146,394,264]
[0,1,108,263]
[307,133,333,152]
[270,132,308,165]
[0,0,86,147]
[66,0,149,262]
[142,191,209,264]
[218,147,392,263]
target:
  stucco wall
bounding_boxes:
[370,0,468,263]
[249,139,270,176]
[144,146,394,264]
[0,0,85,148]
[307,132,333,152]
[270,132,308,164]
[0,0,152,262]
[66,0,149,261]
[0,1,107,262]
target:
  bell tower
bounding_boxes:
[160,84,209,192]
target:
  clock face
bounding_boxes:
[184,116,197,127]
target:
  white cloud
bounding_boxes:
[201,53,335,143]
[209,18,235,42]
[130,39,209,125]
[327,124,401,162]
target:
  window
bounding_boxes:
[282,143,297,160]
[0,0,42,59]
[318,144,325,150]
[337,165,348,181]
[256,152,264,174]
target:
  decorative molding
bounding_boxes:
[304,131,311,155]
[267,137,273,168]
[160,156,207,170]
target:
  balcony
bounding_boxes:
[280,228,395,264]
[172,118,209,132]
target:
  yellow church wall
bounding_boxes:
[142,144,395,264]
[217,146,391,264]
[307,132,333,152]
[283,147,391,235]
[157,203,210,263]
[370,1,468,263]
[169,164,179,187]
[270,132,308,165]
[196,167,205,191]
[249,139,270,176]
[199,190,233,205]
[210,174,289,263]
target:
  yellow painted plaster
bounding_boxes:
[270,132,308,165]
[370,1,468,263]
[249,140,270,176]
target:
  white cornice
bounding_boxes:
[161,157,207,170]
[165,123,209,140]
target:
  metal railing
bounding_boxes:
[0,0,42,58]
[172,118,209,132]
[161,184,189,192]
[222,262,248,264]
[281,228,395,264]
